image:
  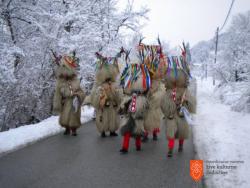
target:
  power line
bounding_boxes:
[212,0,235,85]
[219,0,236,33]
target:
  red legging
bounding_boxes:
[122,132,131,150]
[168,138,185,150]
[153,128,160,136]
[168,138,175,149]
[122,132,141,150]
[135,136,141,149]
[179,139,184,146]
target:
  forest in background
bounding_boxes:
[0,0,148,131]
[191,10,250,113]
[1,0,249,131]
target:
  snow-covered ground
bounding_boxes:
[0,105,94,156]
[213,81,250,113]
[193,78,250,188]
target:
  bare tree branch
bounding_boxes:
[10,16,32,24]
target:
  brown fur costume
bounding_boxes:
[161,71,196,157]
[119,93,148,137]
[119,63,150,153]
[119,69,150,136]
[53,55,85,135]
[161,87,196,139]
[91,82,121,135]
[144,80,164,136]
[90,53,122,137]
[163,69,189,89]
[137,40,167,140]
[159,42,196,157]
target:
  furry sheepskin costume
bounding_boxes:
[90,51,123,137]
[161,43,196,157]
[161,86,196,157]
[119,63,150,153]
[143,79,164,141]
[52,52,85,136]
[139,41,166,141]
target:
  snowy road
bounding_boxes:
[193,78,250,188]
[2,78,249,188]
[0,120,202,188]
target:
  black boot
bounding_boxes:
[101,132,106,138]
[110,131,118,137]
[63,127,70,135]
[120,148,128,154]
[71,128,77,136]
[168,149,173,158]
[178,145,183,152]
[142,135,148,143]
[153,133,158,141]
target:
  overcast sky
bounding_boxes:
[128,0,250,48]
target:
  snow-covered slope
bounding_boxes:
[0,106,94,156]
[193,78,250,188]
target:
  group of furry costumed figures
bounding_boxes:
[52,39,196,158]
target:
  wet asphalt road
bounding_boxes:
[0,120,203,188]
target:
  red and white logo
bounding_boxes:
[129,94,137,113]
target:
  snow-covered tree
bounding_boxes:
[0,0,148,131]
[191,10,250,113]
[219,11,250,82]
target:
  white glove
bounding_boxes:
[180,106,194,125]
[72,96,80,113]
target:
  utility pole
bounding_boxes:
[212,0,235,85]
[213,27,219,85]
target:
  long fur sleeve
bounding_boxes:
[118,95,131,114]
[75,88,85,105]
[60,85,72,98]
[183,90,197,114]
[90,85,101,109]
[134,96,148,119]
[111,89,122,106]
[53,81,62,114]
[72,79,85,105]
[161,90,176,119]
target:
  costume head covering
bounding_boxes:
[52,50,79,78]
[95,49,125,84]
